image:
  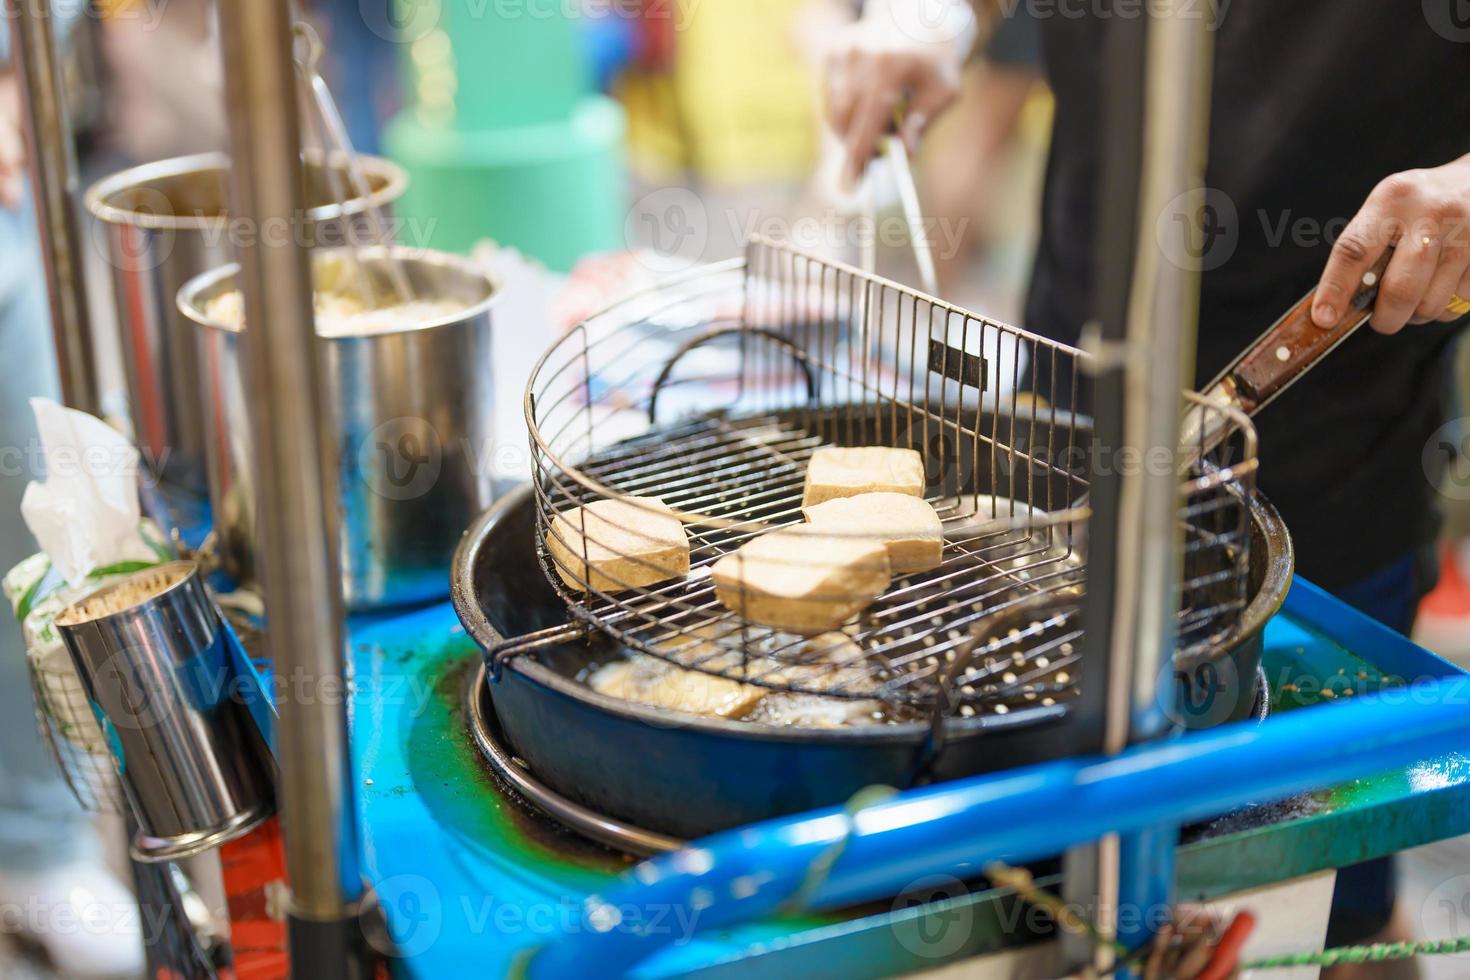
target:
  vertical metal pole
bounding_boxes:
[1061,0,1149,969]
[6,0,100,415]
[214,0,369,973]
[1120,0,1214,767]
[1109,0,1215,962]
[1064,0,1215,973]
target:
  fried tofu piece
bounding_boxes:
[545,496,690,593]
[802,492,944,573]
[801,446,926,507]
[710,525,891,634]
[591,630,887,726]
[747,632,883,726]
[747,692,882,728]
[588,655,764,719]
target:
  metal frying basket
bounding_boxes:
[519,237,1259,716]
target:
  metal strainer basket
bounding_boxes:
[28,655,126,813]
[517,237,1259,716]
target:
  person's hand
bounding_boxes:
[824,1,977,190]
[1312,154,1470,334]
[0,72,25,210]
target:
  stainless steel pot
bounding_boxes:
[179,246,499,609]
[54,562,276,861]
[85,152,408,493]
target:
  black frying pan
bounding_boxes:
[450,413,1293,839]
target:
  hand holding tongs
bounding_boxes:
[1180,248,1414,457]
[291,22,415,308]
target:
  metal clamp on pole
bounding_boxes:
[5,0,100,415]
[214,0,373,973]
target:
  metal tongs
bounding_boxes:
[1180,248,1399,459]
[859,134,940,296]
[291,22,414,308]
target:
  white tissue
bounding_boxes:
[19,398,157,586]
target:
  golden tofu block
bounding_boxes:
[710,525,891,634]
[803,492,944,573]
[545,496,690,593]
[801,446,926,507]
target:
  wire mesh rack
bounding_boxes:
[520,237,1259,717]
[28,652,126,813]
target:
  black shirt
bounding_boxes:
[1025,1,1470,589]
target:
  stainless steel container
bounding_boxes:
[54,562,276,861]
[85,152,408,493]
[179,247,499,609]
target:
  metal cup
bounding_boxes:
[85,152,408,494]
[54,561,276,861]
[178,246,499,609]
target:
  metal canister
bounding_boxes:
[178,246,499,609]
[85,152,408,493]
[54,562,275,861]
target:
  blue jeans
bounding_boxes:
[0,199,89,873]
[1324,551,1427,944]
